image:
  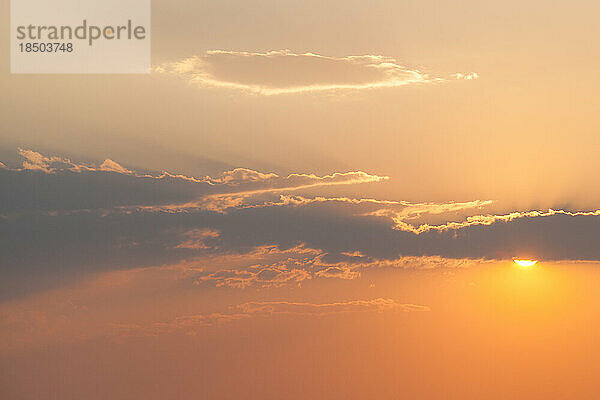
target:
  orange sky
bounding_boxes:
[2,0,600,398]
[3,261,600,399]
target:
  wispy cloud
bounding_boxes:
[372,208,600,234]
[109,298,429,338]
[197,172,389,212]
[267,195,492,220]
[235,299,429,315]
[191,244,356,288]
[189,245,481,289]
[155,50,478,95]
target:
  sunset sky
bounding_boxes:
[2,1,600,399]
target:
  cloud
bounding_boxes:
[155,50,478,95]
[194,267,312,289]
[234,299,430,315]
[0,149,386,213]
[109,298,429,338]
[188,243,489,289]
[197,172,389,212]
[18,148,75,173]
[99,159,133,175]
[0,253,429,350]
[174,228,220,250]
[209,168,278,184]
[191,244,364,288]
[4,148,600,300]
[376,208,600,234]
[315,266,360,280]
[265,195,492,222]
[108,313,249,338]
[454,72,479,80]
[16,148,132,175]
[187,244,481,289]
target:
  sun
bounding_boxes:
[513,259,538,267]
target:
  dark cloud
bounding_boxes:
[0,168,202,212]
[2,149,599,300]
[0,150,386,213]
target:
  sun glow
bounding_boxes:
[513,259,538,267]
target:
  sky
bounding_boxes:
[2,1,600,399]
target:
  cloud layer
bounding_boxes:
[2,149,600,300]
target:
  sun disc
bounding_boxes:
[513,259,538,267]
